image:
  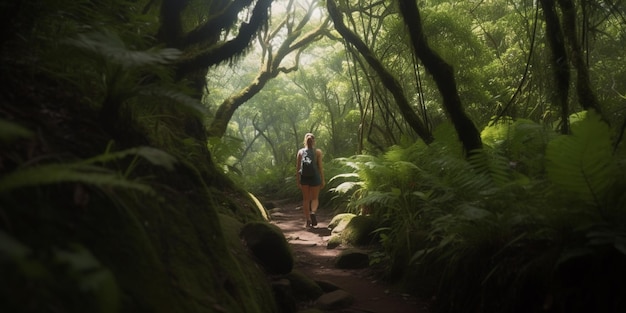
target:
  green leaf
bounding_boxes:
[0,119,34,144]
[0,230,31,259]
[0,164,154,194]
[0,231,48,278]
[546,110,617,203]
[54,246,120,313]
[330,181,362,194]
[85,146,177,171]
[130,146,178,171]
[556,247,594,266]
[328,172,359,182]
[67,30,181,68]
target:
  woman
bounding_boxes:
[296,133,325,228]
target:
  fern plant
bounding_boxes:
[332,111,626,312]
[411,110,626,313]
[546,110,618,207]
[62,30,201,129]
[0,124,177,196]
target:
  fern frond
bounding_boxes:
[468,148,511,187]
[0,164,153,195]
[139,87,204,113]
[0,119,34,144]
[330,181,364,194]
[334,155,376,171]
[546,110,617,204]
[84,146,177,171]
[0,146,177,194]
[66,30,181,68]
[354,190,400,208]
[328,173,360,183]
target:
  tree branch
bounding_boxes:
[397,0,482,156]
[326,0,433,144]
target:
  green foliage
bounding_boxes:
[546,110,617,205]
[1,2,280,312]
[62,30,203,118]
[331,110,626,312]
[0,231,120,313]
[0,120,34,144]
[481,117,552,177]
[66,30,182,68]
[207,135,244,177]
[0,139,176,195]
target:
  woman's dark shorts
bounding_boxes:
[300,173,321,186]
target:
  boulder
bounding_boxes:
[314,279,341,293]
[335,248,370,269]
[284,270,324,301]
[240,221,293,275]
[271,278,297,313]
[341,215,378,246]
[314,289,354,310]
[328,213,356,234]
[326,235,342,249]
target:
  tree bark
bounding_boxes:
[397,0,482,156]
[156,0,189,47]
[156,0,273,93]
[557,0,602,115]
[539,0,570,134]
[326,0,434,145]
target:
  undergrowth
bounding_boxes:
[0,4,275,312]
[331,111,626,313]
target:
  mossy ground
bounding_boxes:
[0,69,279,313]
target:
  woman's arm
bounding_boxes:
[296,150,302,185]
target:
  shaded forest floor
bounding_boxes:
[269,201,431,313]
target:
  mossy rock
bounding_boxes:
[327,213,356,233]
[315,279,341,293]
[284,270,324,301]
[326,235,342,249]
[240,221,294,275]
[314,289,355,310]
[271,278,297,313]
[297,309,325,313]
[335,248,370,269]
[341,215,378,246]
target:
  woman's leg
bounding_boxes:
[309,185,321,226]
[301,184,312,227]
[310,185,321,214]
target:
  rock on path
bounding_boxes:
[269,203,430,313]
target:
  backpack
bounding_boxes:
[300,148,317,177]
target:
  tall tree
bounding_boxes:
[208,0,330,137]
[557,0,601,114]
[397,0,482,156]
[156,0,274,92]
[326,0,434,145]
[540,0,573,134]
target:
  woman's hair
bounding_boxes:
[303,133,315,148]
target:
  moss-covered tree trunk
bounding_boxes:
[397,0,482,156]
[156,0,273,93]
[557,0,602,115]
[540,0,571,134]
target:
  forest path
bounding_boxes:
[269,200,430,313]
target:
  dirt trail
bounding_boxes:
[269,202,430,313]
